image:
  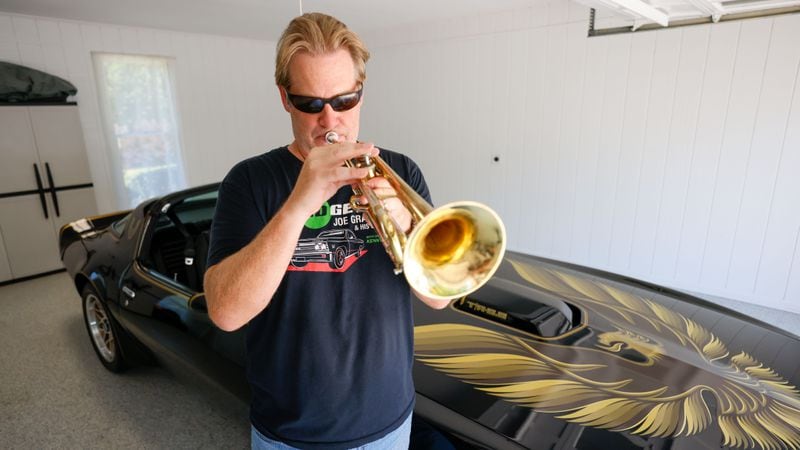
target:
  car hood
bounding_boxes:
[412,251,800,450]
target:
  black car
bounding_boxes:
[59,183,800,450]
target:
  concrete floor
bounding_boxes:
[0,272,250,449]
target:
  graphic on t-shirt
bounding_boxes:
[290,202,375,272]
[289,229,366,271]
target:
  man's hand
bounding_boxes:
[362,177,413,233]
[288,142,378,218]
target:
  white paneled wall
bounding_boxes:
[0,12,289,212]
[361,4,800,313]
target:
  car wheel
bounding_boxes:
[82,285,127,373]
[329,247,346,269]
[291,260,308,268]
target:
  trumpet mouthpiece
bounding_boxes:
[325,131,339,144]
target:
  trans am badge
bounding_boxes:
[414,258,800,450]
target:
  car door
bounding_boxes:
[115,189,249,402]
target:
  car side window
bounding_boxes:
[145,189,218,292]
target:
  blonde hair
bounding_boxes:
[275,13,370,89]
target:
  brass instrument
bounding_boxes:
[326,131,506,300]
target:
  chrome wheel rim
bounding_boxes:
[84,294,116,362]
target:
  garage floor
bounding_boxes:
[0,272,249,449]
[1,272,798,449]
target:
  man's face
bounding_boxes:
[280,48,362,155]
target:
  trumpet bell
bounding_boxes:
[404,201,506,300]
[324,130,506,301]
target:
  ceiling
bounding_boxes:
[0,0,548,41]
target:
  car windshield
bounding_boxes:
[319,230,345,238]
[172,190,218,225]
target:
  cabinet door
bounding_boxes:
[0,227,12,283]
[0,195,63,278]
[28,106,93,187]
[49,187,99,237]
[0,107,40,194]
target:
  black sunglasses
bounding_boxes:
[285,87,363,114]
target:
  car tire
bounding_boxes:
[329,247,346,269]
[81,285,127,373]
[291,260,308,268]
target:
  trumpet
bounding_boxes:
[326,131,506,301]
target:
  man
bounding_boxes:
[203,12,450,449]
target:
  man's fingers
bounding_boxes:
[335,166,370,182]
[364,176,394,189]
[359,177,399,204]
[330,142,377,160]
[307,141,374,160]
[366,180,398,200]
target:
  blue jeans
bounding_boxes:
[251,413,412,450]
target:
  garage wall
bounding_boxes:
[360,4,800,313]
[0,12,289,212]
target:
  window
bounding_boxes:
[93,53,187,209]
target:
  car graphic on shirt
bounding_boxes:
[291,229,365,269]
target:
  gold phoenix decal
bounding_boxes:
[414,259,800,450]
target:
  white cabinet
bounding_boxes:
[0,104,97,282]
[0,195,63,279]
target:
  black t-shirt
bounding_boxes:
[207,146,431,449]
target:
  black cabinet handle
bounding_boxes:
[32,164,48,219]
[45,162,60,217]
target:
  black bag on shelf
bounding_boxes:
[0,61,78,103]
